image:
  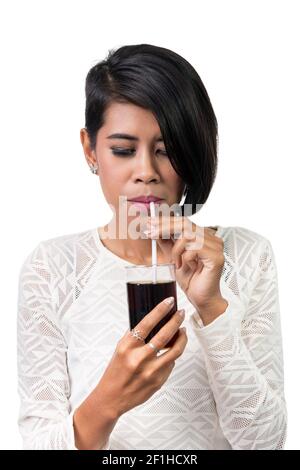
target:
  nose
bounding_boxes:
[132,152,160,184]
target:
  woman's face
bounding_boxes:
[81,101,185,219]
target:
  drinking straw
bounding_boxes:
[150,201,157,284]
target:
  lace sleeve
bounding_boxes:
[17,241,110,450]
[188,238,287,449]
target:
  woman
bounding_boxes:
[17,44,287,450]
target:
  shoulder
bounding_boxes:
[219,225,270,245]
[219,225,273,255]
[41,227,94,252]
[219,225,276,274]
[18,228,98,315]
[19,228,95,272]
[215,226,278,305]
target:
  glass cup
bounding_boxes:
[125,263,178,348]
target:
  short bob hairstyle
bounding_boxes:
[84,43,218,215]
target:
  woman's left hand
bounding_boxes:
[143,216,228,325]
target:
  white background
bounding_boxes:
[0,0,299,450]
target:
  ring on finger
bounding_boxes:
[131,328,146,343]
[147,341,161,354]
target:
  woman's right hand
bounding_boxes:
[96,297,188,418]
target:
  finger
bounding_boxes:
[171,236,190,269]
[127,296,176,345]
[147,216,196,240]
[173,233,222,270]
[153,211,183,264]
[180,249,201,273]
[154,327,188,365]
[148,218,215,244]
[142,308,185,354]
[185,244,225,271]
[206,227,218,237]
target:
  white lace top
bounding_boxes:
[17,225,287,450]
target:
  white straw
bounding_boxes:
[150,202,157,284]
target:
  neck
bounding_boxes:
[98,216,169,265]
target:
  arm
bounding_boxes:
[73,384,119,450]
[188,238,287,449]
[17,241,116,449]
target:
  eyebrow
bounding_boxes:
[106,133,164,142]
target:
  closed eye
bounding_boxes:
[110,148,168,157]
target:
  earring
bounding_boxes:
[89,164,98,174]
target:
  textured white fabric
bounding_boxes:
[17,225,287,450]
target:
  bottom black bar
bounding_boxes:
[0,449,295,466]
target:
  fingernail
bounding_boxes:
[178,308,185,318]
[143,227,158,238]
[142,230,151,238]
[164,296,174,305]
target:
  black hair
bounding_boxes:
[84,43,218,215]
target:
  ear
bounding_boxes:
[80,128,97,167]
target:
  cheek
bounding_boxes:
[98,152,122,182]
[164,167,183,191]
[98,159,129,203]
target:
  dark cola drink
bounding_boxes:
[126,279,179,348]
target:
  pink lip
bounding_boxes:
[128,196,164,203]
[129,200,162,207]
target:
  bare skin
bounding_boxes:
[74,101,226,449]
[80,100,212,265]
[73,298,187,449]
[74,102,195,449]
